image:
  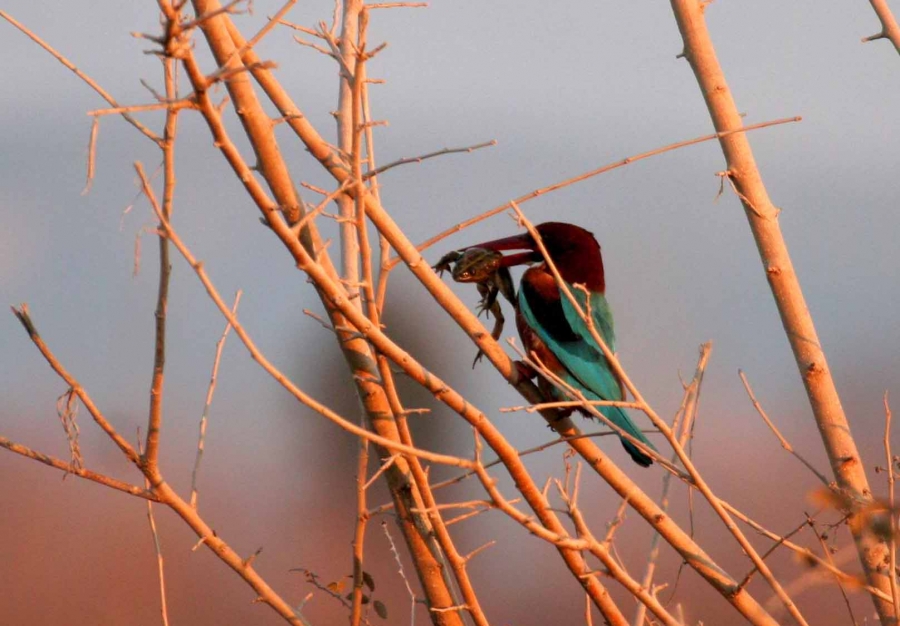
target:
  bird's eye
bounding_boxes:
[459,271,470,279]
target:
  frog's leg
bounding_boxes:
[472,288,505,368]
[433,250,462,276]
[496,266,516,306]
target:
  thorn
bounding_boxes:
[862,31,887,43]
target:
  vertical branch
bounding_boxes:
[351,11,485,623]
[351,8,378,324]
[885,393,899,617]
[144,48,181,474]
[667,2,895,622]
[632,343,710,626]
[350,414,370,626]
[338,0,363,295]
[139,435,170,626]
[200,8,467,622]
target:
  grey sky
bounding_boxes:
[2,2,899,624]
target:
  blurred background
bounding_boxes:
[2,1,899,624]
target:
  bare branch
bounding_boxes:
[363,140,496,179]
[885,392,899,616]
[862,0,900,53]
[668,1,894,619]
[0,436,157,501]
[740,370,830,485]
[132,161,472,469]
[11,305,141,466]
[0,10,161,144]
[81,117,99,195]
[191,291,242,510]
[138,435,171,626]
[397,116,802,266]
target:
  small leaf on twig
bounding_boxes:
[374,600,388,619]
[326,580,345,594]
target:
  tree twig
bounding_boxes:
[668,2,893,619]
[393,116,801,268]
[862,0,900,54]
[739,370,830,486]
[363,140,496,179]
[0,10,160,145]
[0,436,156,501]
[511,203,805,625]
[191,291,242,510]
[885,392,899,616]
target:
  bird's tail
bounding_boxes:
[604,406,655,467]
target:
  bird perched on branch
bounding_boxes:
[444,221,655,467]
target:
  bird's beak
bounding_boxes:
[464,232,541,267]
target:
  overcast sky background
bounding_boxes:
[2,2,900,625]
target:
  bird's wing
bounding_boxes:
[519,283,655,462]
[518,286,622,404]
[561,284,616,353]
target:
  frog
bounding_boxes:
[434,247,517,367]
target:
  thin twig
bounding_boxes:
[87,99,196,117]
[554,462,683,626]
[82,117,99,195]
[139,435,170,626]
[737,517,810,590]
[0,10,160,145]
[634,343,711,626]
[132,162,472,469]
[739,370,830,486]
[366,2,428,8]
[393,116,802,267]
[500,399,644,413]
[885,392,899,617]
[723,500,892,604]
[191,291,242,510]
[382,521,417,626]
[363,140,496,179]
[11,305,141,465]
[807,515,859,626]
[510,205,808,626]
[0,436,157,501]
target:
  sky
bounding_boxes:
[2,2,900,625]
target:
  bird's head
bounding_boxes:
[462,222,605,291]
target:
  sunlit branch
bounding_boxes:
[133,161,472,470]
[510,203,804,625]
[0,435,157,501]
[394,116,801,267]
[0,10,161,144]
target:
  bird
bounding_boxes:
[461,221,656,467]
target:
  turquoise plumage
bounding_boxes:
[455,221,656,467]
[519,280,656,466]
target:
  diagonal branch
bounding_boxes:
[11,305,141,466]
[862,0,900,53]
[668,1,894,622]
[0,10,160,145]
[511,205,801,625]
[0,436,157,501]
[396,116,801,267]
